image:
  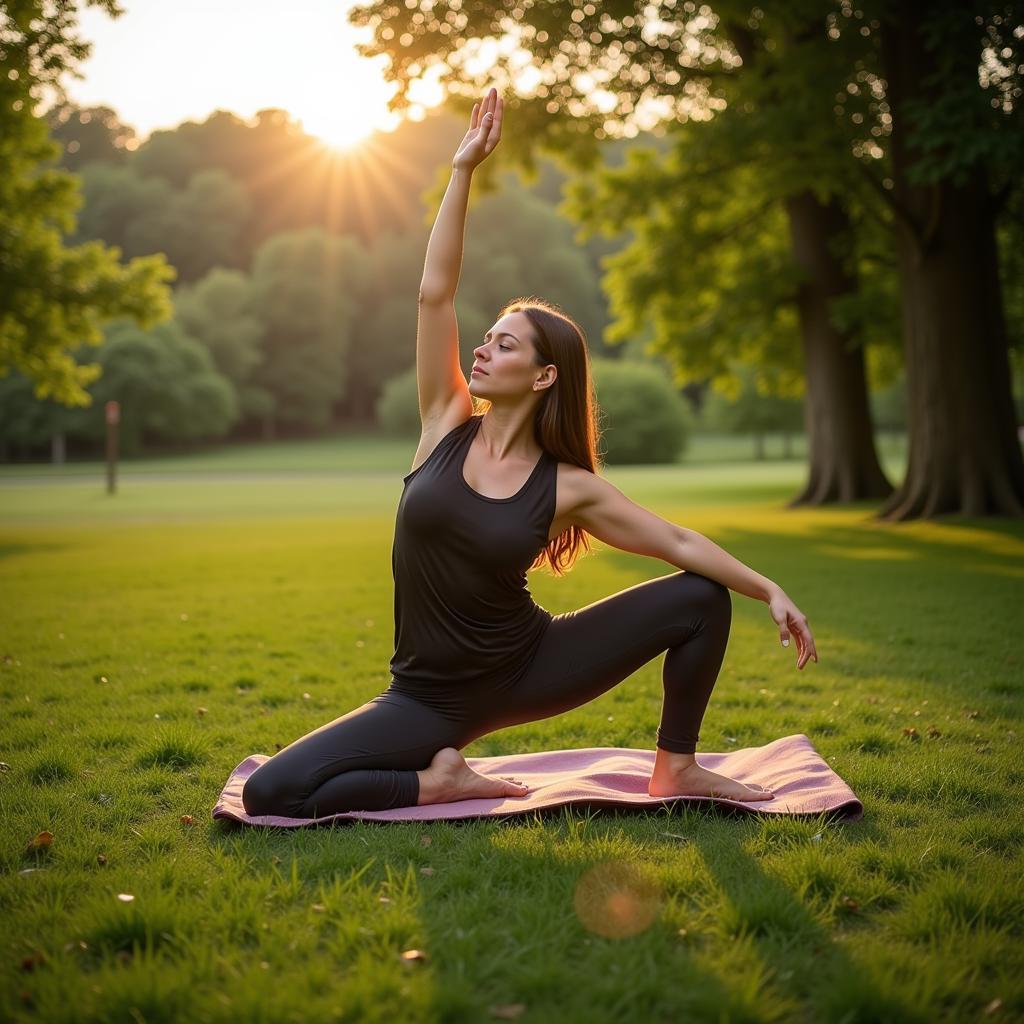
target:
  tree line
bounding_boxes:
[1,0,1021,518]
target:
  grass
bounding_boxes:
[1,431,1022,1023]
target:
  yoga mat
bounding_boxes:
[212,733,863,827]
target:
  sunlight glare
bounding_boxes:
[305,112,383,152]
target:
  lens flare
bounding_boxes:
[573,859,663,939]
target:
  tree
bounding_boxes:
[0,0,175,406]
[248,228,371,434]
[703,364,807,460]
[76,165,251,284]
[44,100,136,171]
[348,0,1023,518]
[62,320,239,453]
[348,0,896,507]
[869,0,1024,517]
[172,267,273,421]
[0,319,238,456]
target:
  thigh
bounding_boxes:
[248,688,466,799]
[492,571,725,729]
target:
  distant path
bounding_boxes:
[0,470,397,486]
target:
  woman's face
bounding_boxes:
[469,312,552,397]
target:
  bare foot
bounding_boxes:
[417,747,529,806]
[648,759,775,802]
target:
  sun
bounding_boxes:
[295,68,443,153]
[303,112,382,152]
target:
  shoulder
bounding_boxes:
[553,461,610,521]
[407,411,476,477]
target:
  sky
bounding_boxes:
[64,0,447,149]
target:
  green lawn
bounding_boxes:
[1,434,1022,1023]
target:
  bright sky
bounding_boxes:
[65,0,446,149]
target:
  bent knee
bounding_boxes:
[678,571,731,621]
[242,766,295,817]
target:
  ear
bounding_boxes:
[534,365,557,391]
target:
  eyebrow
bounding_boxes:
[486,331,520,343]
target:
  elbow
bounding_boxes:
[418,283,452,305]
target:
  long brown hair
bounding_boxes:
[472,296,603,576]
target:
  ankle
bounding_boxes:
[416,769,442,806]
[654,748,697,773]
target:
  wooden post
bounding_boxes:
[105,400,119,495]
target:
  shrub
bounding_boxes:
[590,358,691,465]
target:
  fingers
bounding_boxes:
[477,88,502,148]
[793,621,818,670]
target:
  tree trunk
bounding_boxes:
[783,190,893,505]
[51,431,65,464]
[877,4,1024,519]
[754,432,765,460]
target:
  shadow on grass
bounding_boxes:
[0,540,71,561]
[207,797,907,1020]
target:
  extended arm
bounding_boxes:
[568,466,819,669]
[419,88,502,302]
[414,90,502,425]
[418,167,473,304]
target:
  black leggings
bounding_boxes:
[242,571,731,818]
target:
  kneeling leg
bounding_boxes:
[241,690,461,818]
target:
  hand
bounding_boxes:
[453,87,503,171]
[768,587,819,670]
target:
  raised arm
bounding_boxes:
[415,88,503,425]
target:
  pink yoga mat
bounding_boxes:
[212,734,863,826]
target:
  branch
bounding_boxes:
[855,160,921,244]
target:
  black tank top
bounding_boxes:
[389,413,556,689]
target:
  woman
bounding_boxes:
[242,88,818,819]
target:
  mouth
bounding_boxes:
[471,367,488,376]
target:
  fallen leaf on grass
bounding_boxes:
[27,831,53,850]
[419,867,434,876]
[116,893,134,903]
[399,949,427,964]
[902,727,919,740]
[489,1004,526,1020]
[180,815,194,825]
[97,854,107,865]
[19,952,45,972]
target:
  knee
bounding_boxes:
[242,764,294,817]
[677,571,731,625]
